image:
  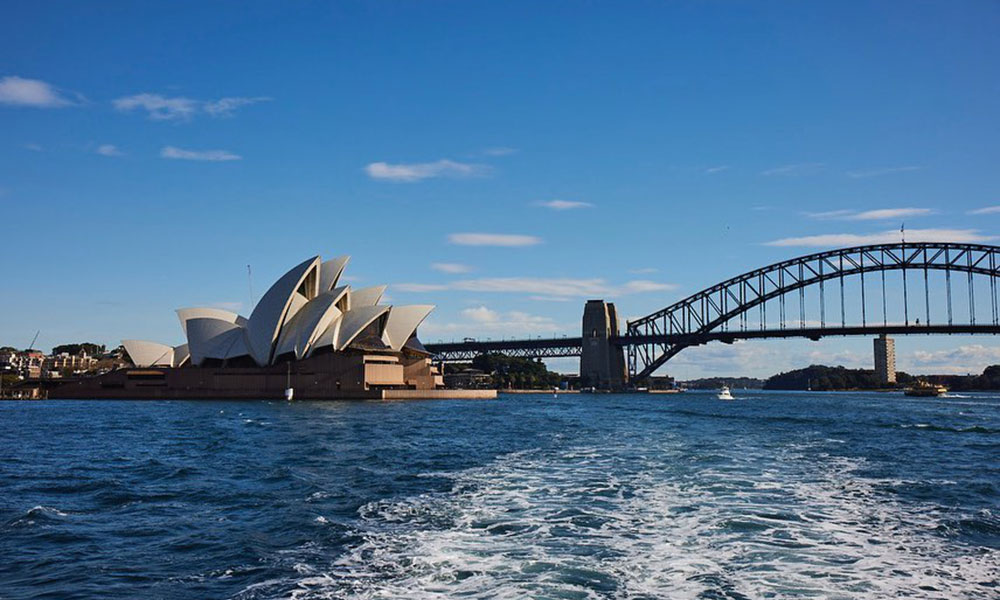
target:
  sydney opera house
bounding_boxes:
[51,255,482,400]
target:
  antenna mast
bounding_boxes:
[247,264,256,310]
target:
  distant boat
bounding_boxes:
[904,381,947,397]
[717,386,734,400]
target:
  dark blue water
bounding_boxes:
[2,392,998,599]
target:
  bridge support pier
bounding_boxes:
[581,300,628,390]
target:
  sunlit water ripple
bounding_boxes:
[2,392,998,599]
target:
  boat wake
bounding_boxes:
[262,437,998,599]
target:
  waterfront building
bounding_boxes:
[0,349,44,379]
[52,254,457,399]
[443,368,493,389]
[44,351,99,376]
[874,334,897,385]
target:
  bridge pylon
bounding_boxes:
[581,300,628,389]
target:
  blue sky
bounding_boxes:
[2,1,999,377]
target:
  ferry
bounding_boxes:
[717,386,734,400]
[903,380,948,397]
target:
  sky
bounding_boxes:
[2,1,999,378]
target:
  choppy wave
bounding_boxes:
[895,423,1000,434]
[4,394,999,599]
[5,504,70,528]
[268,439,999,599]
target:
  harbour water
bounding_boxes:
[2,392,998,599]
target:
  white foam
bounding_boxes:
[243,435,999,599]
[27,505,68,517]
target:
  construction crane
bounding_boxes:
[27,330,39,352]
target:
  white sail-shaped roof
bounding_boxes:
[336,305,390,350]
[283,292,309,326]
[273,310,305,359]
[404,335,430,355]
[172,343,190,367]
[125,253,436,369]
[319,255,350,292]
[274,287,350,359]
[208,328,250,360]
[350,285,387,308]
[245,256,320,366]
[186,318,244,365]
[122,340,174,367]
[176,308,246,336]
[382,305,435,351]
[308,314,344,356]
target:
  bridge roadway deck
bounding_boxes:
[424,337,584,361]
[424,324,1000,361]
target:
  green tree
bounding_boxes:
[51,342,106,356]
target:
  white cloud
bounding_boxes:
[968,206,1000,215]
[806,207,934,221]
[95,144,122,157]
[365,159,490,182]
[396,276,677,298]
[113,93,269,121]
[629,267,659,274]
[669,342,870,379]
[537,200,593,210]
[114,93,199,121]
[203,96,271,117]
[160,146,241,161]
[906,344,1000,375]
[849,208,933,220]
[24,143,43,152]
[448,233,542,247]
[451,278,608,296]
[421,306,564,338]
[431,262,473,274]
[705,165,729,174]
[846,166,921,178]
[665,340,1000,379]
[209,301,244,311]
[483,146,517,156]
[393,283,446,292]
[668,341,788,379]
[804,209,854,219]
[0,76,74,107]
[765,228,994,247]
[761,163,825,176]
[461,306,500,323]
[804,348,868,369]
[620,280,675,294]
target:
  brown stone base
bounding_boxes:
[48,352,477,400]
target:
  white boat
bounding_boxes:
[717,386,734,400]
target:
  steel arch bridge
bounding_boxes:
[424,242,1000,383]
[626,242,1000,380]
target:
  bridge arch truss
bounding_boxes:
[626,242,1000,381]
